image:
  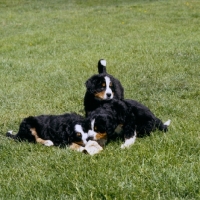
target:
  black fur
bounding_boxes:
[6,113,90,148]
[84,59,124,116]
[87,99,169,145]
[87,99,136,142]
[124,99,169,137]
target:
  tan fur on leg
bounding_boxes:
[30,128,54,146]
[69,143,86,152]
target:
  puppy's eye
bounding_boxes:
[109,82,113,87]
[102,83,106,87]
[76,132,81,137]
[94,126,97,131]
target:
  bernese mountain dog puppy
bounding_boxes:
[6,113,90,152]
[87,99,170,148]
[84,59,124,116]
[86,99,136,148]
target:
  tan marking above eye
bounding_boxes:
[76,132,81,137]
[102,83,106,87]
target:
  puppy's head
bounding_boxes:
[87,116,108,147]
[72,124,89,146]
[87,109,119,147]
[85,59,124,101]
[85,74,114,100]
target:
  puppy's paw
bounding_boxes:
[84,140,103,155]
[44,140,54,146]
[120,144,126,149]
[121,136,136,149]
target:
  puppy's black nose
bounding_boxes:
[87,137,93,141]
[106,93,111,98]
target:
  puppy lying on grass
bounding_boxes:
[6,100,170,154]
[87,99,171,149]
[6,112,102,155]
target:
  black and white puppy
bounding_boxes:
[6,113,90,152]
[87,99,170,148]
[84,59,124,116]
[87,99,137,148]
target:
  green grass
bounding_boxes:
[0,0,200,199]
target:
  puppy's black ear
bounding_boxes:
[98,59,107,74]
[112,100,127,123]
[85,79,91,90]
[83,117,92,131]
[85,79,95,94]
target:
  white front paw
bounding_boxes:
[44,140,54,146]
[84,140,103,155]
[121,144,126,149]
[121,136,136,149]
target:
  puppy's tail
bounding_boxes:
[164,119,171,126]
[6,116,38,141]
[98,59,107,74]
[156,119,171,132]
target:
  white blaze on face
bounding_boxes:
[91,119,95,131]
[104,76,113,99]
[87,119,107,147]
[88,119,97,139]
[74,124,88,145]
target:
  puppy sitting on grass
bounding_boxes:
[84,59,124,116]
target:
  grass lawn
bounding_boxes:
[0,0,200,199]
